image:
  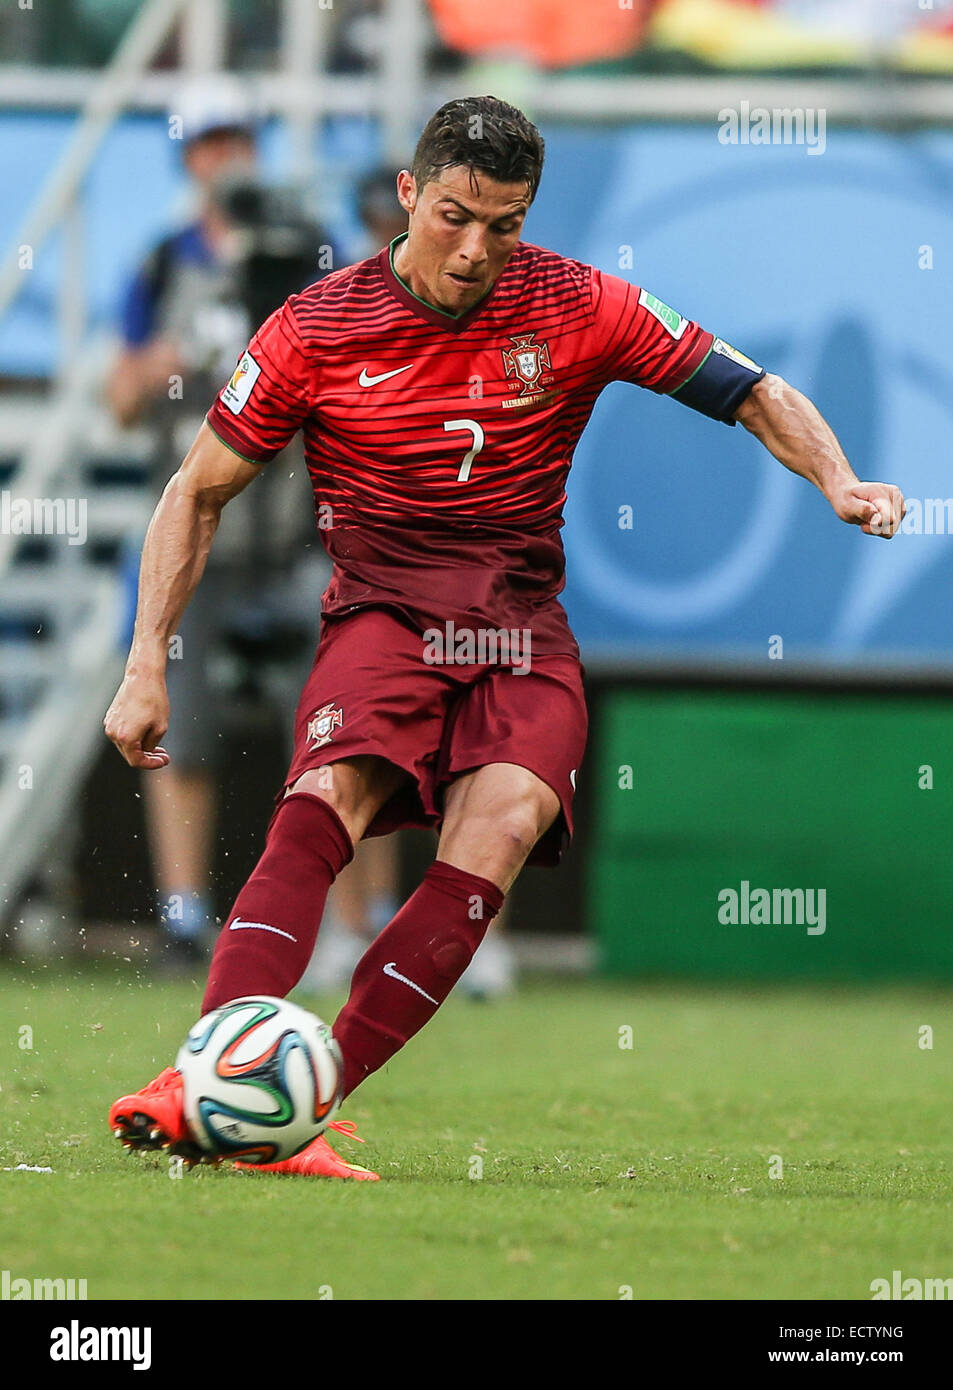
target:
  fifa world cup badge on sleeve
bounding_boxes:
[638,289,688,340]
[221,350,261,415]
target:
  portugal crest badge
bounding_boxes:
[502,333,552,397]
[306,702,344,750]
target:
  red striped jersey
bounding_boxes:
[206,236,715,653]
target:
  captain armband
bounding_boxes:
[669,338,766,425]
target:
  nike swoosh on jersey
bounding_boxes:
[358,364,414,387]
[228,918,297,943]
[382,960,438,1004]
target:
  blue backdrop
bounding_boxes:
[529,126,953,671]
[2,114,951,668]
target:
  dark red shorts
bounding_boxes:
[280,606,587,867]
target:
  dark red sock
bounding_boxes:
[202,793,353,1012]
[333,859,504,1097]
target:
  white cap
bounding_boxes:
[172,74,257,146]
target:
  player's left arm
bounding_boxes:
[734,374,905,539]
[590,270,905,538]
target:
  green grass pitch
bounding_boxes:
[1,966,951,1300]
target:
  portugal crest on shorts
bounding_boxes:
[306,702,344,750]
[502,333,552,396]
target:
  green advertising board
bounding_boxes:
[588,687,953,980]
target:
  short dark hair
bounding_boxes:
[411,96,545,203]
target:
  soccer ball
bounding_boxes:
[175,996,342,1164]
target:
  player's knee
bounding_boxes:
[493,803,547,861]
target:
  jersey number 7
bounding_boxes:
[443,418,486,482]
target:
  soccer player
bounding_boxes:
[105,96,905,1180]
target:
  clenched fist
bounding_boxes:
[828,480,906,538]
[104,671,171,769]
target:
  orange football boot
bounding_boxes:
[109,1066,208,1165]
[233,1120,380,1181]
[110,1070,379,1178]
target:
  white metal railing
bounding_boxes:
[280,0,331,182]
[6,64,953,123]
[0,0,193,927]
[0,333,112,574]
[0,0,189,366]
[181,0,227,73]
[0,0,433,374]
[381,0,429,162]
[0,571,126,919]
[0,332,153,922]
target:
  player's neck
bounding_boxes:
[390,233,465,320]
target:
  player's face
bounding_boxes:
[395,167,530,314]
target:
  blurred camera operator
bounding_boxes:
[107,78,336,970]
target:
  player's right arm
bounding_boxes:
[104,423,261,768]
[106,297,311,766]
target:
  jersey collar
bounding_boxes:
[379,232,504,334]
